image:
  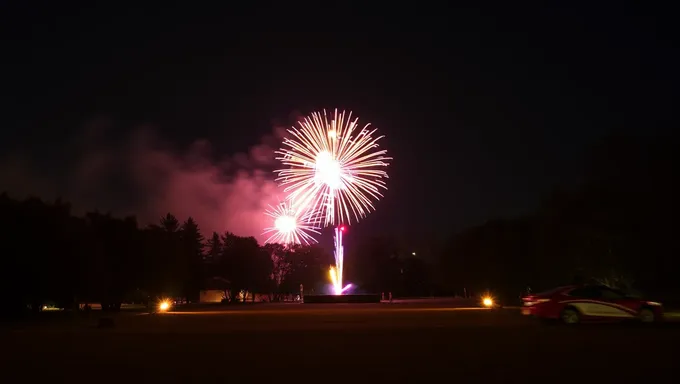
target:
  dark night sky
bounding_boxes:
[1,3,676,255]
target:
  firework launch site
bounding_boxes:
[301,293,381,303]
[5,300,680,382]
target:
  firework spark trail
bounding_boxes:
[262,200,321,245]
[274,109,391,294]
[328,226,354,295]
[275,109,391,227]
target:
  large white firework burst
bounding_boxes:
[275,109,391,227]
[262,200,321,245]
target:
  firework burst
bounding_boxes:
[262,200,321,245]
[275,109,391,227]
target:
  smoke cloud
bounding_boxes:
[0,118,291,242]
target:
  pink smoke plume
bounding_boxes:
[0,118,289,243]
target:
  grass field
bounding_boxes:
[4,302,680,383]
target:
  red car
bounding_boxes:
[521,285,664,324]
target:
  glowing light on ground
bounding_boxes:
[158,300,171,312]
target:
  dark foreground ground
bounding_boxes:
[3,301,680,383]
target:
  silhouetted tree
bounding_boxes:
[160,213,180,233]
[219,233,271,302]
[83,212,140,311]
[436,134,678,300]
[283,245,334,294]
[180,217,204,302]
[205,232,222,264]
[349,236,401,294]
[440,218,536,301]
[401,255,430,297]
[263,243,292,301]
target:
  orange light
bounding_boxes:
[158,300,171,312]
[482,297,494,308]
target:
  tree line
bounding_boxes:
[0,194,431,317]
[0,196,317,315]
[439,134,677,302]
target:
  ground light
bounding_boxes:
[482,296,494,308]
[158,300,171,312]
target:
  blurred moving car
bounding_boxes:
[521,284,663,324]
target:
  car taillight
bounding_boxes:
[523,297,550,306]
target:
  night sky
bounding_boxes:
[1,3,675,256]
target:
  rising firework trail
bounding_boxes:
[329,226,353,295]
[275,109,391,294]
[262,200,321,246]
